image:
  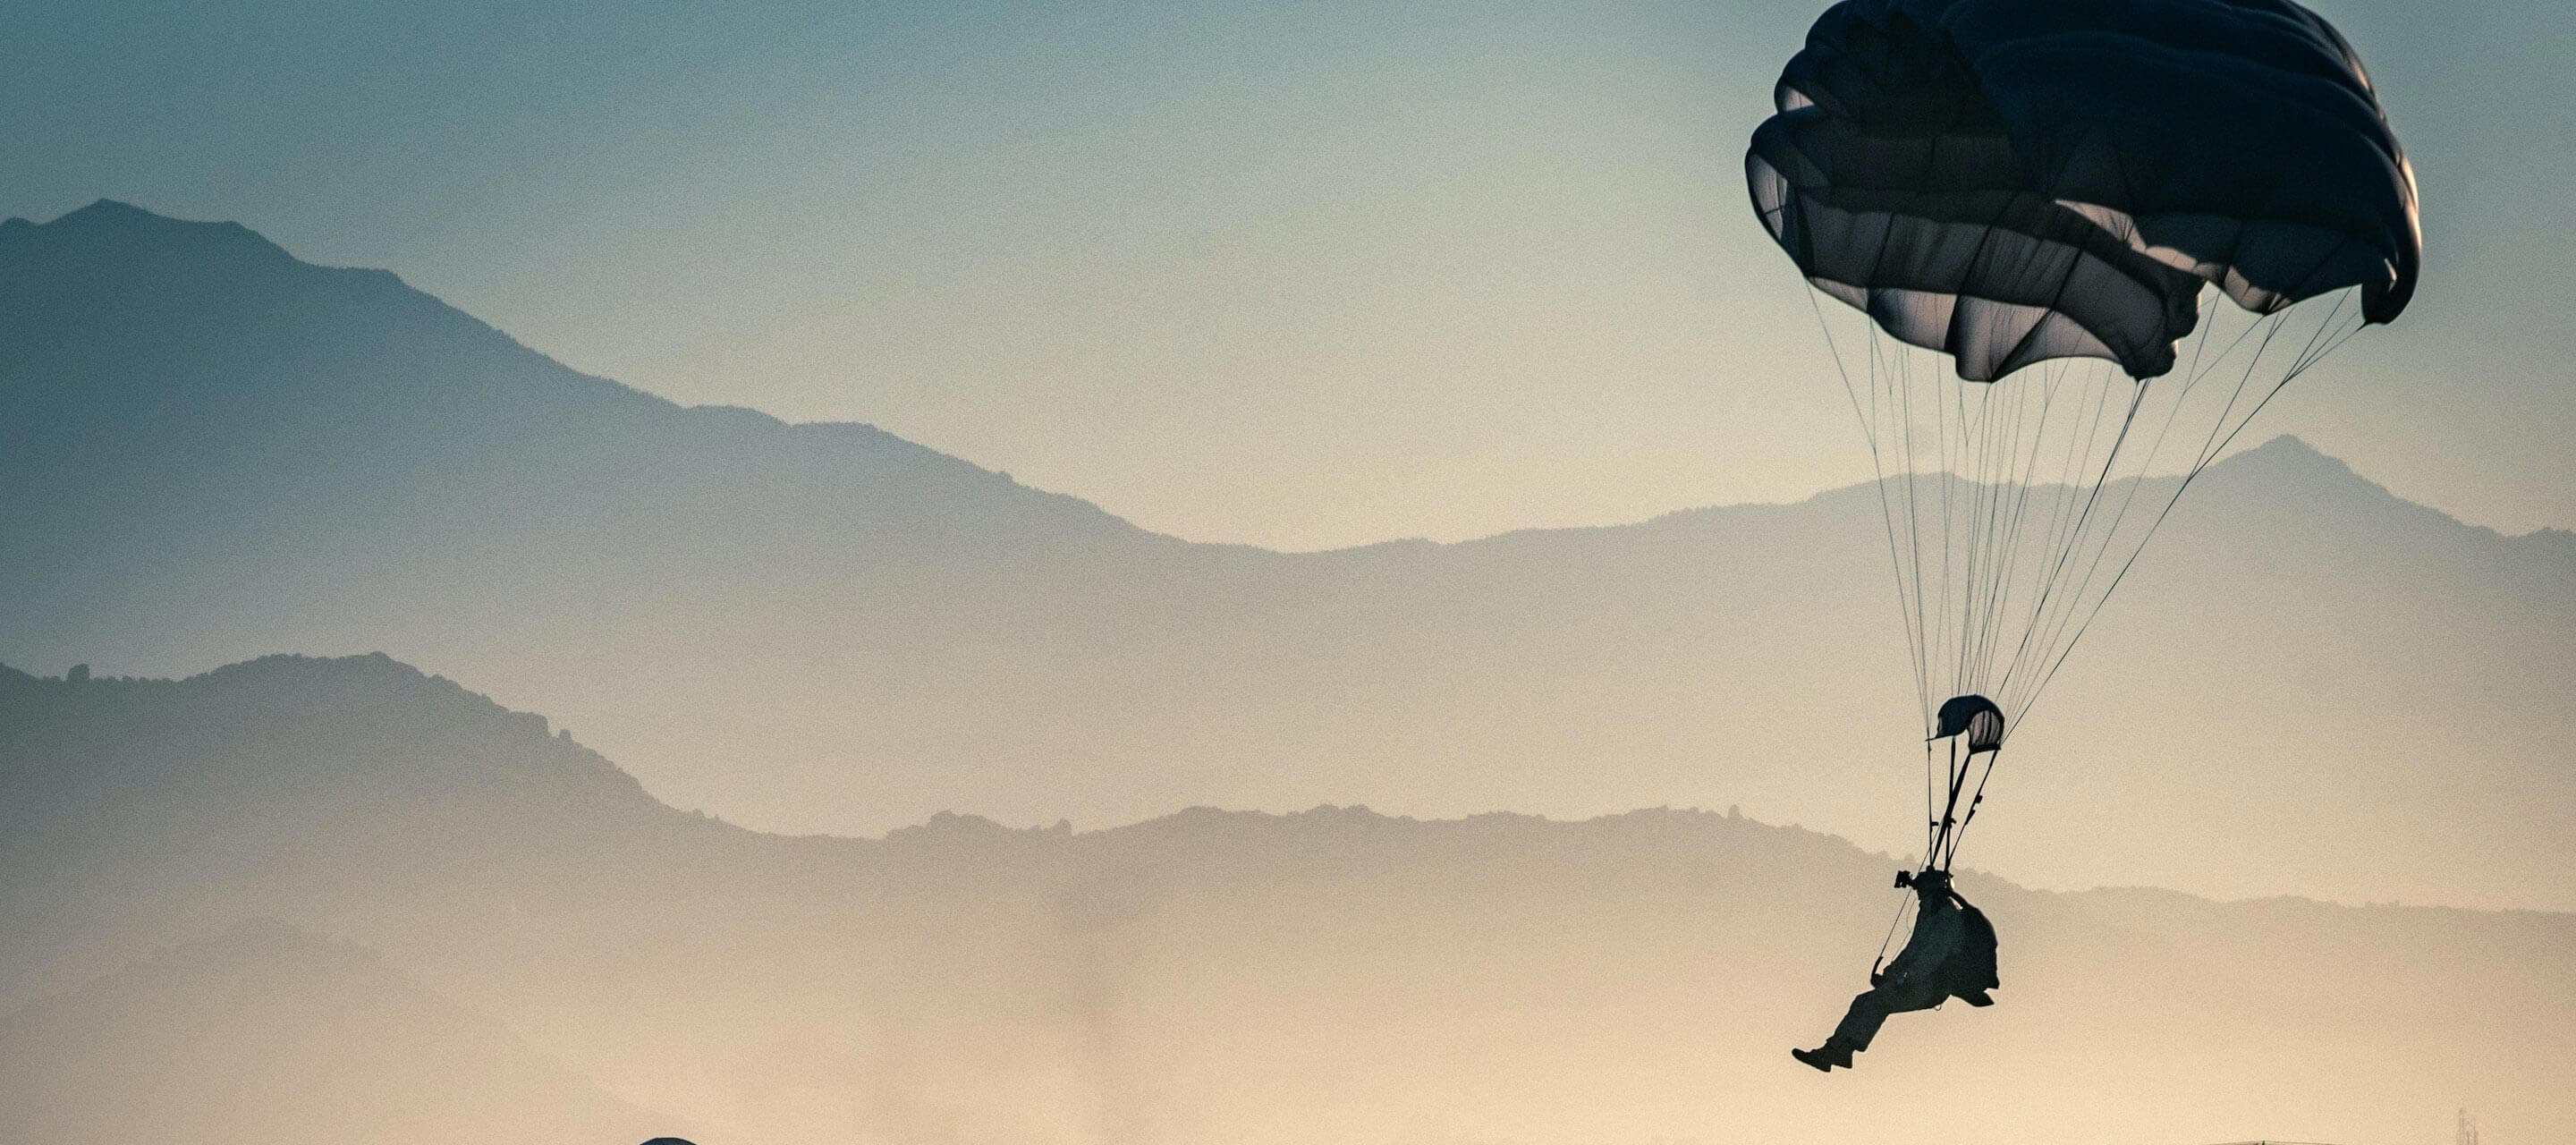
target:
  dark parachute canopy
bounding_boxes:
[1748,0,2419,382]
[1744,0,2418,869]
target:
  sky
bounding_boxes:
[4,0,2569,551]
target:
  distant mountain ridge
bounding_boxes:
[4,200,2571,911]
[2,651,2569,1145]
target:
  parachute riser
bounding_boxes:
[1925,736,2002,872]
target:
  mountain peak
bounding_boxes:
[5,199,295,266]
[2199,432,2375,495]
[54,198,168,225]
[2224,433,2347,470]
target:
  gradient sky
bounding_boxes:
[6,0,2568,550]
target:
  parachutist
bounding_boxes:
[1792,869,1998,1073]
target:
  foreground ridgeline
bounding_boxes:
[2,654,2568,1143]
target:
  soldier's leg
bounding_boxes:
[1830,988,1894,1052]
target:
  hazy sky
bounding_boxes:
[5,0,2568,550]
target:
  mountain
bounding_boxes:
[4,200,2572,910]
[0,917,676,1145]
[3,653,2571,1145]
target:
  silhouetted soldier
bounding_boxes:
[1792,868,1996,1072]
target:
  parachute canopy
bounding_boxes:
[1741,0,2420,873]
[1747,0,2421,382]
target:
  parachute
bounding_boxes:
[1747,0,2419,870]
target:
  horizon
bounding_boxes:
[10,145,2572,913]
[7,646,2534,921]
[7,190,2567,909]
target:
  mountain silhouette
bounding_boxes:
[4,200,2571,910]
[0,916,676,1145]
[3,653,2570,1144]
